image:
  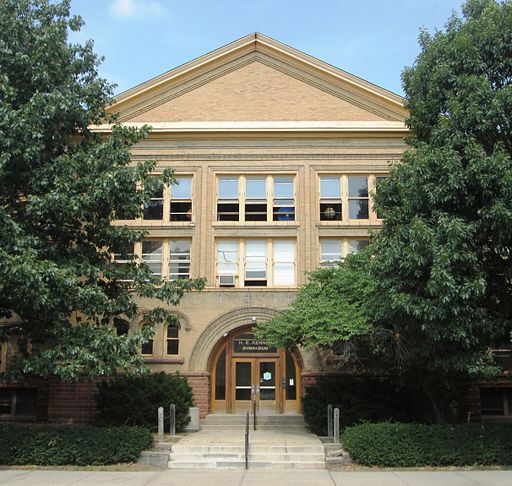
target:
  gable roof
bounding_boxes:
[101,33,408,134]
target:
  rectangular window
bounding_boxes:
[143,179,164,220]
[245,177,267,221]
[169,240,190,279]
[321,239,342,266]
[217,176,239,221]
[273,177,295,221]
[273,240,295,285]
[142,241,163,276]
[170,176,192,222]
[480,388,512,417]
[348,176,369,219]
[0,388,37,417]
[217,240,239,286]
[320,176,342,221]
[348,239,369,254]
[166,326,179,355]
[141,323,154,355]
[245,240,267,286]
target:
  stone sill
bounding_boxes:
[143,357,185,364]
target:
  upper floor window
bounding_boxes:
[215,239,296,288]
[320,238,369,266]
[217,175,295,222]
[114,319,130,336]
[217,176,240,221]
[170,177,192,222]
[320,176,342,221]
[319,174,382,222]
[273,177,295,221]
[348,176,369,219]
[142,241,163,276]
[169,240,191,279]
[143,179,164,220]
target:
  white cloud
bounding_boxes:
[109,0,164,19]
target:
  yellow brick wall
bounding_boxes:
[130,61,387,122]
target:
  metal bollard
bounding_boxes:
[333,408,340,443]
[327,404,333,438]
[158,406,164,443]
[169,404,176,436]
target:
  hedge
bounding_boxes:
[303,376,418,435]
[0,425,153,466]
[95,372,193,431]
[342,422,512,467]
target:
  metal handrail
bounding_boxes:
[253,393,257,431]
[244,411,249,469]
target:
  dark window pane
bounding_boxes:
[480,388,504,415]
[167,327,178,339]
[15,389,37,416]
[349,200,369,219]
[115,320,129,336]
[320,203,342,221]
[166,339,179,355]
[245,203,267,221]
[273,200,295,221]
[286,350,297,400]
[217,203,239,221]
[170,201,192,221]
[215,349,227,400]
[348,176,368,198]
[244,280,267,287]
[0,389,12,415]
[143,200,163,220]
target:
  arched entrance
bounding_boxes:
[209,326,302,414]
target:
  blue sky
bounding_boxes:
[69,0,464,96]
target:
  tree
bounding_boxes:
[256,251,376,353]
[370,0,512,418]
[258,0,512,421]
[0,0,204,381]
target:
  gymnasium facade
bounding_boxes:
[1,34,509,422]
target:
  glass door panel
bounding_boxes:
[235,361,252,400]
[259,362,276,400]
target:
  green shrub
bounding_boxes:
[95,372,193,431]
[342,422,512,467]
[303,376,418,435]
[0,425,152,466]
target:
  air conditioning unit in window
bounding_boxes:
[219,275,236,287]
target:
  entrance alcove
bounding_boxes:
[209,325,302,414]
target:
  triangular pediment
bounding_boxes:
[109,34,407,125]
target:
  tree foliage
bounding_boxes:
[371,0,512,380]
[256,251,375,349]
[258,1,512,416]
[0,0,204,381]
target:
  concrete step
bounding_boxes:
[171,445,325,454]
[168,460,326,469]
[199,424,307,431]
[171,452,325,461]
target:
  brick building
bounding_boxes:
[2,33,507,423]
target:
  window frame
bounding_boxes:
[170,176,193,222]
[215,238,297,288]
[169,239,191,280]
[318,174,383,223]
[319,237,369,266]
[216,174,296,223]
[165,325,180,356]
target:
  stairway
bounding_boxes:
[168,414,326,469]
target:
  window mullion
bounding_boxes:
[240,176,246,222]
[341,176,349,221]
[267,175,272,222]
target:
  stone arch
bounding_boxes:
[188,307,280,371]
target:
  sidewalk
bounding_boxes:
[1,469,511,485]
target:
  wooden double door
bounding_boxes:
[232,357,279,414]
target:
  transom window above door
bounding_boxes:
[216,175,295,222]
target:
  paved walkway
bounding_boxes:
[1,469,512,485]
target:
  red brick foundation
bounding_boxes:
[39,372,210,424]
[180,372,210,419]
